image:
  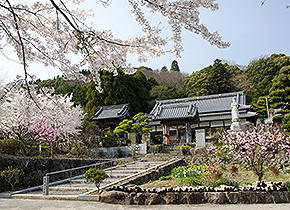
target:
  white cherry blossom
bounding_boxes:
[0,0,229,86]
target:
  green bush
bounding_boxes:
[158,175,172,181]
[125,139,131,145]
[285,181,290,191]
[98,150,104,158]
[117,148,123,158]
[0,139,24,155]
[0,166,24,191]
[152,135,163,144]
[177,145,191,155]
[150,144,161,153]
[102,132,119,148]
[84,168,108,192]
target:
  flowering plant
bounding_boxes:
[208,126,290,180]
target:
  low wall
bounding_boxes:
[91,143,147,156]
[0,154,104,192]
[101,190,290,205]
[101,183,290,205]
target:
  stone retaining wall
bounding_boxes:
[0,154,105,192]
[100,190,290,205]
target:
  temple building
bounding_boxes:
[90,104,130,135]
[148,91,257,146]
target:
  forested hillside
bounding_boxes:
[37,54,290,131]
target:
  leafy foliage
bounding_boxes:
[85,69,152,120]
[101,131,119,148]
[114,113,151,143]
[37,76,88,107]
[0,139,24,156]
[245,54,290,99]
[0,166,24,191]
[170,60,180,72]
[184,59,239,97]
[84,168,108,192]
[150,85,179,101]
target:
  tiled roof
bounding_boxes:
[150,91,246,115]
[199,110,258,122]
[149,91,257,122]
[152,103,197,120]
[90,104,130,121]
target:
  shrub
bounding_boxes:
[125,139,131,145]
[117,148,123,158]
[0,166,24,191]
[285,181,290,191]
[177,145,191,155]
[158,175,172,181]
[98,150,104,158]
[84,168,108,192]
[101,131,118,148]
[69,143,90,158]
[150,144,161,153]
[0,139,24,155]
[171,165,206,178]
[152,135,163,144]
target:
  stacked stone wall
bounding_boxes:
[0,154,102,192]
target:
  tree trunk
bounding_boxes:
[51,142,54,158]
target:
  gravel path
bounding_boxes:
[1,199,290,210]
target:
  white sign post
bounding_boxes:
[195,129,205,148]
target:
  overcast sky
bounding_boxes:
[1,0,290,82]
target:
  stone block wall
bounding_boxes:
[0,154,103,192]
[101,189,290,205]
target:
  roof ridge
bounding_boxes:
[158,91,244,104]
[100,103,130,110]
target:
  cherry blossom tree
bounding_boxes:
[209,126,290,181]
[0,0,230,86]
[0,78,84,155]
[26,117,59,157]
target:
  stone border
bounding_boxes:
[100,190,290,205]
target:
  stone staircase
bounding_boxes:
[10,159,167,200]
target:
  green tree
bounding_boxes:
[147,76,159,89]
[113,113,151,143]
[85,79,103,121]
[161,66,168,72]
[0,139,24,156]
[150,85,179,101]
[268,66,290,130]
[184,70,218,97]
[253,96,270,119]
[170,60,180,72]
[84,168,108,192]
[244,54,290,99]
[0,166,24,191]
[72,85,88,107]
[209,59,232,93]
[184,59,234,97]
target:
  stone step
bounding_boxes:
[108,173,137,178]
[109,169,143,174]
[11,159,173,200]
